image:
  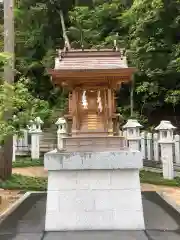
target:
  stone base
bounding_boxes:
[44,150,145,231]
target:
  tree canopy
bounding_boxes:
[123,0,180,125]
[0,52,51,144]
[9,0,180,127]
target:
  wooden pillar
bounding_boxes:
[107,88,112,117]
[112,89,118,134]
[68,92,72,114]
[72,89,77,135]
[76,89,80,130]
[112,90,116,113]
[103,89,107,131]
[108,88,113,136]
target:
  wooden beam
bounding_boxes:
[49,68,136,78]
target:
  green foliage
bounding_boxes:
[15,0,72,107]
[0,52,12,77]
[13,0,180,126]
[0,78,51,144]
[67,0,180,125]
[165,90,180,106]
[0,2,3,52]
[0,51,51,143]
[12,158,43,168]
[121,0,180,123]
[117,106,148,126]
[0,174,47,191]
[68,0,127,48]
[140,170,180,187]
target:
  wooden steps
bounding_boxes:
[80,113,104,132]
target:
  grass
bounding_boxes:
[0,170,180,191]
[12,157,43,168]
[0,174,47,191]
[140,170,180,187]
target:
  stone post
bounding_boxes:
[140,132,146,160]
[153,133,159,162]
[146,133,153,161]
[175,134,180,164]
[123,119,142,151]
[155,120,176,180]
[29,117,43,160]
[55,117,67,150]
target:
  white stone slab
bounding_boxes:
[45,150,145,231]
[44,150,143,170]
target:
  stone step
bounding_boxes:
[40,137,56,141]
[41,134,56,138]
[40,141,56,145]
[41,132,57,136]
[43,129,57,133]
[40,143,56,147]
[43,131,57,135]
[40,138,56,142]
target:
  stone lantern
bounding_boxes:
[35,117,44,131]
[28,120,36,132]
[155,120,176,143]
[55,117,67,150]
[155,120,176,180]
[123,119,142,151]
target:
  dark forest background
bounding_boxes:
[1,0,180,129]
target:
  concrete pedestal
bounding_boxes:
[44,150,145,231]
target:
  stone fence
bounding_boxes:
[13,117,180,180]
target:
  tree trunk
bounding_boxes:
[0,0,14,180]
[60,10,71,50]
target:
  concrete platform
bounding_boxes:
[45,150,145,231]
[0,192,180,239]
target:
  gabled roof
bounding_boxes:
[54,49,128,70]
[49,49,136,88]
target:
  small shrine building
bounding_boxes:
[45,49,145,232]
[49,48,136,139]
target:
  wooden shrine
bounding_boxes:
[45,49,145,232]
[49,49,136,151]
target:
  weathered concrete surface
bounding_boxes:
[45,150,144,230]
[44,150,143,170]
[45,169,144,231]
[0,192,180,239]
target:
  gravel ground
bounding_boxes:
[0,190,22,214]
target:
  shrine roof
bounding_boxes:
[54,49,129,71]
